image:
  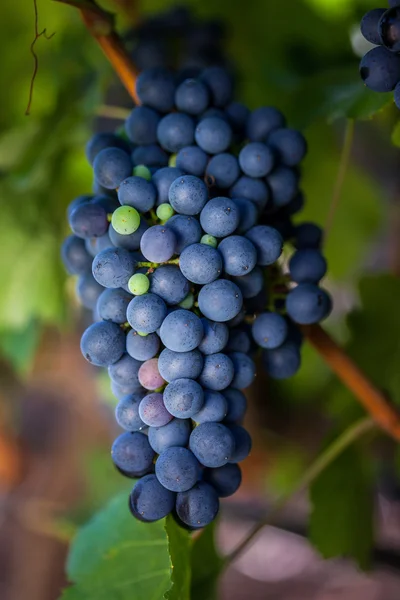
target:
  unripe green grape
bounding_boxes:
[128,273,150,295]
[137,331,148,337]
[156,203,174,221]
[200,234,218,248]
[168,154,177,167]
[133,164,152,181]
[179,292,194,309]
[112,206,140,235]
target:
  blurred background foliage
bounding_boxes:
[1,0,400,595]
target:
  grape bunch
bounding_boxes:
[61,63,331,528]
[359,1,400,108]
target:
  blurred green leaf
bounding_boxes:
[60,494,179,600]
[0,320,40,373]
[327,274,400,422]
[392,120,400,147]
[309,443,374,569]
[165,515,191,600]
[191,522,223,600]
[267,447,308,496]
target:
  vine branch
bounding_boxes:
[224,416,375,566]
[26,0,55,115]
[302,324,400,442]
[55,0,140,104]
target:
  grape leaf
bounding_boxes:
[60,493,190,600]
[392,120,400,147]
[191,522,224,600]
[164,515,191,600]
[309,444,374,569]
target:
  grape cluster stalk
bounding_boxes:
[61,8,332,528]
[359,1,400,107]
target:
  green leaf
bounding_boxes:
[0,320,40,373]
[190,523,224,600]
[309,443,374,569]
[164,515,191,600]
[60,494,175,600]
[392,120,400,147]
[327,274,400,421]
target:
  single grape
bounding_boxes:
[223,388,247,424]
[239,142,274,178]
[169,175,208,216]
[198,353,234,391]
[155,447,200,492]
[176,145,209,176]
[245,225,283,266]
[289,249,327,284]
[230,176,269,212]
[198,319,229,355]
[231,197,258,234]
[228,352,256,390]
[85,133,130,165]
[148,418,192,454]
[156,203,174,221]
[247,106,286,141]
[80,321,125,367]
[232,267,264,299]
[286,283,332,325]
[129,474,175,522]
[125,106,160,145]
[128,273,150,295]
[117,176,157,213]
[195,117,232,154]
[136,67,176,112]
[200,234,218,248]
[158,348,204,382]
[132,144,168,167]
[92,248,136,289]
[189,422,235,467]
[198,279,243,322]
[93,147,132,190]
[126,330,160,362]
[127,293,167,334]
[109,353,142,390]
[69,203,108,239]
[138,358,165,391]
[133,165,152,181]
[163,378,204,418]
[176,482,219,528]
[166,215,202,254]
[252,312,288,349]
[206,153,240,188]
[360,9,386,44]
[218,235,257,276]
[140,225,177,262]
[179,292,194,309]
[175,78,210,114]
[200,197,239,238]
[203,463,242,497]
[111,432,155,477]
[160,309,204,352]
[294,222,323,250]
[262,340,301,380]
[225,327,251,353]
[96,288,131,324]
[200,66,233,107]
[67,195,91,219]
[192,390,227,423]
[109,219,148,252]
[267,128,307,167]
[227,425,252,463]
[115,393,146,431]
[139,393,172,427]
[61,235,92,275]
[360,46,400,92]
[112,206,141,236]
[157,113,195,153]
[149,265,190,305]
[267,166,299,208]
[179,243,222,284]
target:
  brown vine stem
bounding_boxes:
[302,324,400,442]
[224,416,375,567]
[55,0,140,104]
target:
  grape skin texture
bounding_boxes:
[111,432,155,477]
[80,321,125,367]
[155,447,200,492]
[130,474,176,522]
[176,482,219,528]
[189,422,235,468]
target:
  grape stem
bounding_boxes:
[137,258,180,269]
[302,324,400,441]
[224,416,375,567]
[55,0,140,104]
